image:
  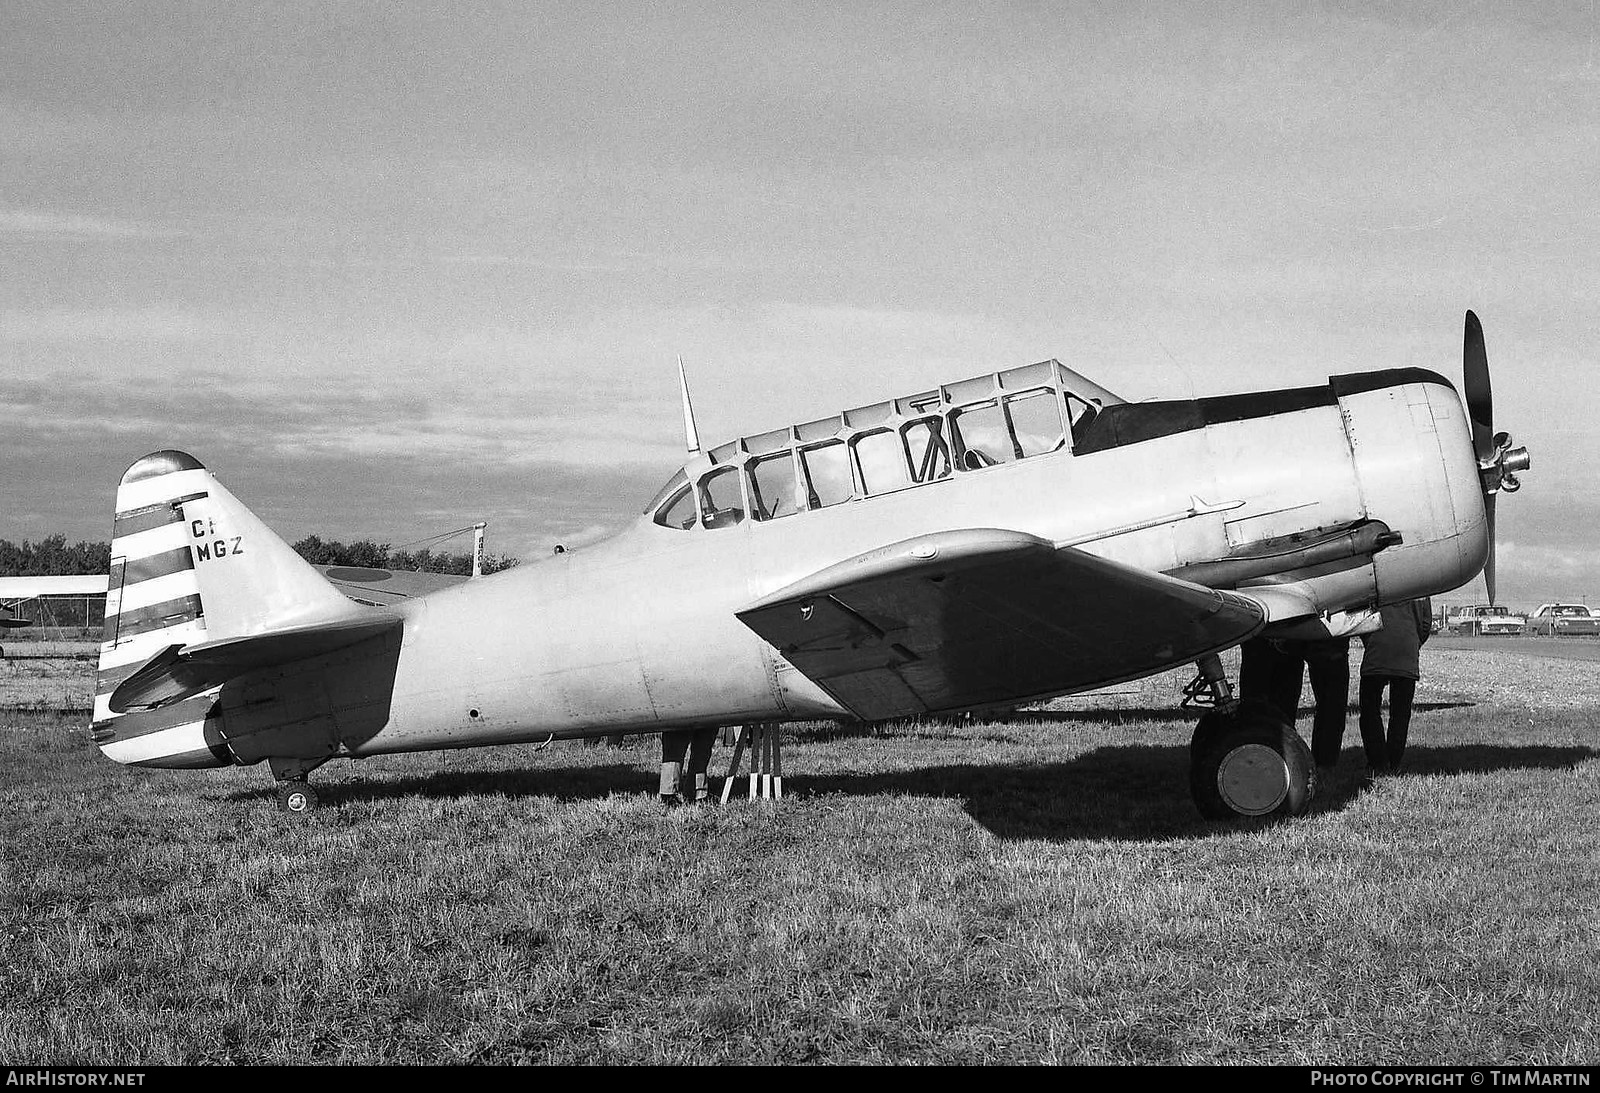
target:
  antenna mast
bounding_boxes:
[677,355,701,455]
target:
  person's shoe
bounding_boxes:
[660,793,684,808]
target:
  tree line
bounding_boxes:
[0,535,111,577]
[289,535,520,576]
[0,533,519,577]
[1,533,519,633]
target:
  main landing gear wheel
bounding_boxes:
[276,780,318,814]
[1189,702,1315,821]
[1189,707,1230,761]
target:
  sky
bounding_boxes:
[1,2,1595,606]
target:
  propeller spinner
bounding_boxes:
[1462,310,1532,603]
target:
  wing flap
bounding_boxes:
[738,529,1266,722]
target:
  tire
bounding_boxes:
[276,781,318,814]
[1189,699,1277,759]
[1190,705,1315,820]
[1189,707,1229,760]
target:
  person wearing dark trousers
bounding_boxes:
[1301,637,1353,770]
[1238,636,1302,721]
[1357,598,1433,778]
[658,727,718,806]
[1238,634,1352,772]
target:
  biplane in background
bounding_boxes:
[0,575,112,629]
[90,312,1529,820]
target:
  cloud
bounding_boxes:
[0,369,666,558]
[0,365,687,481]
[1496,538,1600,578]
[0,209,181,240]
[437,248,761,274]
[288,409,685,473]
[0,307,222,342]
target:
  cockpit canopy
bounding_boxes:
[644,359,1124,532]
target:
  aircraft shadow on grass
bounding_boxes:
[220,738,1595,843]
[837,699,1478,729]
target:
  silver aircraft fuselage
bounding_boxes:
[361,369,1484,754]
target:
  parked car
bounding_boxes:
[1527,603,1600,637]
[1446,604,1526,636]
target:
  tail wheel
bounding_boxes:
[1190,704,1315,820]
[276,780,318,814]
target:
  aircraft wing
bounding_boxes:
[0,575,111,600]
[736,528,1266,722]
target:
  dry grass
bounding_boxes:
[1,644,1596,1064]
[0,644,94,711]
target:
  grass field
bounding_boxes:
[1,646,1597,1065]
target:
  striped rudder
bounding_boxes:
[95,451,230,768]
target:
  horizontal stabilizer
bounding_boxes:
[317,565,468,606]
[109,614,401,713]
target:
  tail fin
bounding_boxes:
[94,450,381,768]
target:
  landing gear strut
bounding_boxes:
[1183,653,1315,820]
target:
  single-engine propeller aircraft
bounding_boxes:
[92,311,1529,819]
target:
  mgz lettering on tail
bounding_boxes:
[190,517,243,563]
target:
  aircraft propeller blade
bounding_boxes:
[1483,493,1496,605]
[1463,309,1528,605]
[1464,309,1494,463]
